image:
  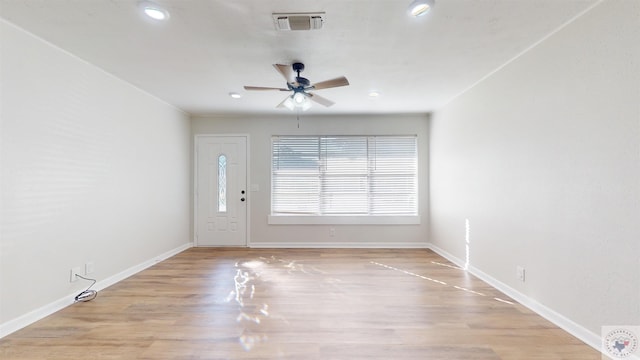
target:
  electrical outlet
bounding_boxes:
[70,267,81,282]
[85,262,95,275]
[516,266,526,282]
[329,227,336,237]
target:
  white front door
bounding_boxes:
[196,136,247,246]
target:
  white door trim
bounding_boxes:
[194,134,250,247]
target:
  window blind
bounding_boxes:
[271,135,417,216]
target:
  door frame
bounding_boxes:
[193,134,250,247]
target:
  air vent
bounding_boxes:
[272,12,325,31]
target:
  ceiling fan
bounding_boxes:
[244,62,349,111]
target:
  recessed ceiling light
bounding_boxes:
[229,92,242,99]
[368,91,381,98]
[408,0,434,17]
[139,1,170,21]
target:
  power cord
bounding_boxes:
[74,274,98,302]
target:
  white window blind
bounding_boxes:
[271,135,417,216]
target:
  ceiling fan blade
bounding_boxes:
[273,64,295,84]
[311,76,350,90]
[276,95,291,108]
[308,92,335,107]
[244,86,289,91]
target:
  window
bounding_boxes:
[218,154,227,212]
[270,135,418,223]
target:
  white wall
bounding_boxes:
[430,0,639,341]
[192,114,429,247]
[0,20,191,329]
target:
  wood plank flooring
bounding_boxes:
[0,248,601,359]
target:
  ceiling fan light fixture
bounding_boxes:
[293,92,306,104]
[139,1,170,21]
[408,0,434,17]
[282,97,295,111]
[299,99,312,111]
[284,93,312,111]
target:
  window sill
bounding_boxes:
[267,215,420,225]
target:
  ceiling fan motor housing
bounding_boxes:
[296,77,310,87]
[292,62,305,73]
[292,63,309,87]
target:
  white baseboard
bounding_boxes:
[95,242,193,291]
[0,242,193,339]
[249,241,429,249]
[427,242,612,357]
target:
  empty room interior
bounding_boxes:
[1,0,639,359]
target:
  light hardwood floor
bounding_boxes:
[0,248,601,359]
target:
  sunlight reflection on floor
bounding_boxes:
[227,260,272,351]
[430,261,464,270]
[228,255,517,353]
[228,255,332,352]
[370,261,515,305]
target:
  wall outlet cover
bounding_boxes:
[85,262,95,275]
[70,267,81,282]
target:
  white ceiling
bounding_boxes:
[0,0,598,116]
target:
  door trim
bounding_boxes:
[194,134,250,247]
